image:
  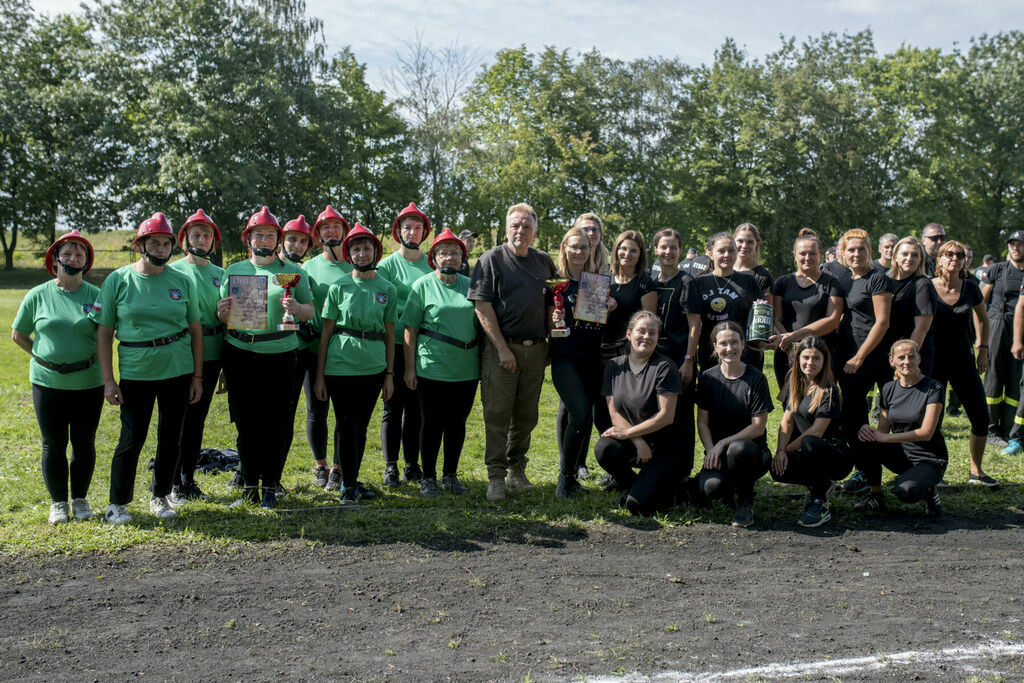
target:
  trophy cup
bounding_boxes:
[746,299,774,348]
[546,278,571,339]
[275,273,301,331]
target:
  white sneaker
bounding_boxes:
[48,502,70,525]
[149,496,177,520]
[104,504,132,525]
[71,498,93,521]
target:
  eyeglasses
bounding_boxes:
[582,227,600,235]
[923,234,946,242]
[566,244,590,253]
[946,252,966,259]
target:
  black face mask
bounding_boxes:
[352,262,377,273]
[56,258,83,276]
[187,245,213,259]
[439,266,458,275]
[283,251,305,263]
[141,241,171,267]
[252,247,275,257]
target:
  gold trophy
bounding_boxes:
[275,273,301,331]
[546,278,571,339]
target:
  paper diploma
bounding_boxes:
[227,274,268,330]
[575,272,610,324]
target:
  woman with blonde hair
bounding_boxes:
[733,223,774,306]
[886,236,936,374]
[573,213,610,275]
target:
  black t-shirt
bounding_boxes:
[823,260,847,279]
[546,278,604,360]
[837,269,893,350]
[604,274,657,347]
[468,244,556,340]
[696,364,773,448]
[887,275,936,342]
[924,254,937,278]
[871,259,889,274]
[739,264,773,301]
[879,377,947,465]
[773,271,842,333]
[931,278,983,361]
[687,271,763,366]
[680,255,710,278]
[780,382,843,442]
[654,271,693,363]
[981,260,1024,322]
[601,352,682,447]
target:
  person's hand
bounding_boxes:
[314,374,327,402]
[704,442,724,470]
[778,332,795,352]
[680,358,694,386]
[188,377,203,404]
[601,426,629,440]
[606,297,618,313]
[551,308,565,326]
[404,367,417,391]
[104,379,123,406]
[1012,342,1023,362]
[281,296,300,315]
[635,439,652,464]
[857,424,878,442]
[216,370,228,394]
[844,355,864,374]
[216,297,232,323]
[977,346,990,373]
[381,374,394,401]
[498,347,516,372]
[762,334,781,350]
[771,451,788,476]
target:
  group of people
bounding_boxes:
[12,201,1011,529]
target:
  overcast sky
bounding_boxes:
[31,0,1024,89]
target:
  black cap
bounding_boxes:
[1007,231,1024,243]
[983,253,995,261]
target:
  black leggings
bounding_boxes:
[551,356,602,475]
[110,374,191,505]
[855,444,946,503]
[594,436,682,516]
[298,349,330,462]
[770,435,853,499]
[694,439,770,505]
[417,377,478,479]
[931,351,989,438]
[325,373,384,485]
[32,384,103,502]
[381,350,419,467]
[175,359,220,486]
[839,349,892,442]
[222,344,297,489]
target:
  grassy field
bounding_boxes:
[2,254,1023,555]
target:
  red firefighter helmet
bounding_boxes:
[177,209,221,250]
[283,215,318,252]
[45,230,94,277]
[391,202,432,244]
[132,212,175,250]
[341,223,384,266]
[427,228,467,270]
[313,205,350,241]
[240,206,282,246]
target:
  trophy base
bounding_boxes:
[278,322,300,331]
[550,328,571,339]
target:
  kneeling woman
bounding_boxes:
[315,224,397,504]
[771,337,852,527]
[594,311,682,516]
[693,321,774,528]
[854,339,946,515]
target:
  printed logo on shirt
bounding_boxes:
[709,296,726,313]
[91,302,102,312]
[212,277,221,287]
[375,292,388,305]
[83,303,95,313]
[169,288,182,301]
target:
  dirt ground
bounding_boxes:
[3,509,1024,681]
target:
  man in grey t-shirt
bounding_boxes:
[468,203,556,502]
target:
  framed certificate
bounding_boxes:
[575,272,611,324]
[227,274,268,330]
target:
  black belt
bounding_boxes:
[202,325,224,336]
[32,354,97,374]
[419,328,477,350]
[119,329,188,348]
[506,337,545,347]
[228,330,293,344]
[333,326,384,342]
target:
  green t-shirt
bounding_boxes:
[220,258,313,355]
[12,280,103,390]
[377,251,433,346]
[170,258,225,361]
[302,253,353,352]
[402,273,480,382]
[321,274,397,376]
[89,265,200,381]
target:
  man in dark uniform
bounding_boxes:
[922,222,947,277]
[981,230,1024,448]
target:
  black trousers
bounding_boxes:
[297,349,330,462]
[838,349,892,442]
[594,436,682,516]
[110,374,191,505]
[551,355,602,475]
[221,344,297,489]
[985,317,1022,437]
[175,359,220,486]
[770,435,853,499]
[417,377,478,479]
[381,350,419,467]
[694,439,770,505]
[855,444,946,503]
[932,351,989,439]
[32,384,104,503]
[325,373,385,485]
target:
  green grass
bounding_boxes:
[1,276,1023,555]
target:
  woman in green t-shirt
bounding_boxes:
[93,213,204,524]
[402,228,480,497]
[12,231,104,525]
[314,223,396,505]
[217,207,314,509]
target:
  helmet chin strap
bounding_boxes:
[283,251,305,263]
[140,240,170,266]
[252,247,275,257]
[352,262,377,273]
[400,240,421,250]
[56,258,83,276]
[439,266,457,275]
[187,245,213,259]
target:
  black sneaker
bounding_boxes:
[402,463,423,483]
[354,483,379,500]
[923,488,941,516]
[314,465,329,489]
[183,481,209,501]
[382,463,401,488]
[797,498,831,528]
[946,405,962,417]
[987,433,1009,449]
[576,465,592,481]
[273,484,287,499]
[325,468,342,492]
[260,487,277,509]
[227,471,245,490]
[853,492,886,512]
[340,486,358,505]
[968,473,1000,489]
[731,502,754,528]
[602,477,624,492]
[420,478,441,498]
[841,471,869,494]
[596,473,615,488]
[440,474,469,495]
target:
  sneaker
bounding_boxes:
[230,486,260,508]
[314,465,330,488]
[354,483,379,500]
[167,486,187,507]
[596,473,615,488]
[486,479,506,503]
[325,468,342,492]
[260,487,277,509]
[48,502,69,525]
[149,496,177,520]
[227,470,245,489]
[841,471,870,494]
[797,498,831,528]
[402,463,423,483]
[420,478,441,498]
[1001,439,1023,456]
[440,474,469,495]
[853,492,886,512]
[70,498,93,521]
[923,488,942,516]
[506,466,535,491]
[576,465,592,481]
[382,463,401,488]
[104,504,132,524]
[340,486,358,505]
[183,481,209,501]
[602,477,625,493]
[731,502,754,528]
[968,473,1000,488]
[273,484,287,499]
[987,433,1010,449]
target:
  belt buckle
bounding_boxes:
[521,339,534,347]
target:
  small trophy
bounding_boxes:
[275,273,301,331]
[746,299,774,348]
[546,278,571,339]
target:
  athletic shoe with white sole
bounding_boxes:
[841,470,870,494]
[731,502,754,528]
[48,502,69,525]
[325,468,342,491]
[440,474,469,495]
[968,473,1000,488]
[70,498,93,521]
[314,465,330,489]
[105,504,132,524]
[853,492,886,513]
[797,498,831,528]
[149,496,177,520]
